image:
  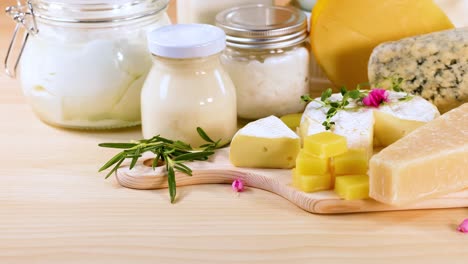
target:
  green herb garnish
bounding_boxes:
[98,128,227,203]
[302,85,369,130]
[301,77,411,131]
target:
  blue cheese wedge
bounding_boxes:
[230,116,301,169]
[300,91,440,156]
[368,28,468,113]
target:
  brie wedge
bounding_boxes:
[230,116,301,169]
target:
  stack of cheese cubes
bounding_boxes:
[293,132,370,200]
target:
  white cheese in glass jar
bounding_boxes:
[177,0,273,25]
[216,5,310,119]
[5,0,171,129]
[141,24,237,147]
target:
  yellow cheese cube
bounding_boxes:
[334,175,369,200]
[298,172,332,193]
[280,113,303,130]
[333,149,368,176]
[296,149,329,175]
[303,132,347,158]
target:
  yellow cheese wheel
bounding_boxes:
[310,0,454,89]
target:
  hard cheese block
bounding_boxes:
[300,91,439,156]
[369,103,468,205]
[310,0,454,89]
[369,28,468,114]
[230,115,300,169]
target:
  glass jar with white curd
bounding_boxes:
[4,0,171,129]
[141,24,237,147]
[216,5,310,120]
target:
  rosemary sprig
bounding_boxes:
[98,127,227,203]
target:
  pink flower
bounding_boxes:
[232,179,244,192]
[362,89,389,107]
[457,219,468,233]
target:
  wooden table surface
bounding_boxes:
[0,1,466,263]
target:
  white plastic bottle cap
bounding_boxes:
[147,24,226,59]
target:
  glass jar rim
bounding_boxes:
[30,0,169,23]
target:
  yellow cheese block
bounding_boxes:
[303,132,347,158]
[230,116,301,169]
[296,171,332,193]
[333,149,368,176]
[310,0,454,89]
[335,175,370,200]
[296,149,329,175]
[369,103,468,205]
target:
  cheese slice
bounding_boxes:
[230,116,301,169]
[369,103,468,205]
[374,93,440,146]
[300,91,440,155]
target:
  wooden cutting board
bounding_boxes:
[116,148,468,214]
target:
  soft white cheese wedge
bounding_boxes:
[301,94,375,157]
[375,92,440,146]
[300,91,440,156]
[230,116,301,169]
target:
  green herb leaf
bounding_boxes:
[196,127,214,143]
[300,94,313,103]
[321,88,333,102]
[104,158,124,179]
[174,151,215,161]
[98,152,125,172]
[348,90,361,99]
[167,165,177,203]
[340,86,347,95]
[98,143,138,149]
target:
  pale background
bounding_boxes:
[0,1,467,264]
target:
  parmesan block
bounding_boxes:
[310,0,454,89]
[369,103,468,205]
[369,28,468,113]
[230,116,300,169]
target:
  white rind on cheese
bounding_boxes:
[236,115,299,139]
[368,28,468,113]
[378,93,439,122]
[230,115,300,169]
[300,91,440,155]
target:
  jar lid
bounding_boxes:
[216,5,308,49]
[147,24,226,59]
[30,0,169,23]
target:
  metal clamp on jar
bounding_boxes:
[216,5,310,120]
[4,0,171,129]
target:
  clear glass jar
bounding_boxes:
[177,0,273,24]
[5,0,171,129]
[141,24,237,147]
[216,5,310,120]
